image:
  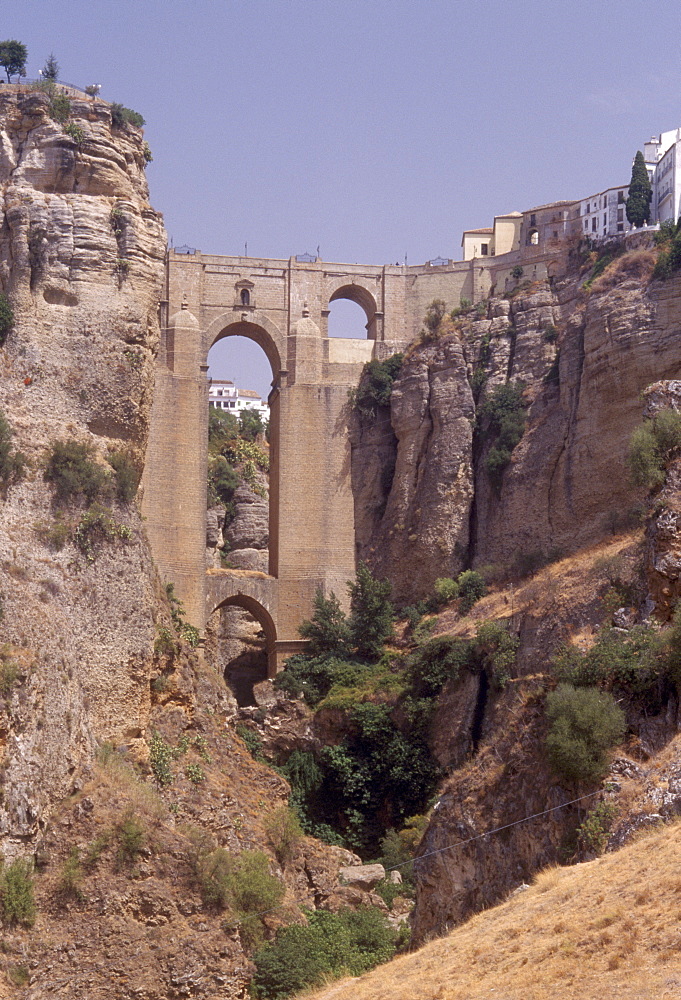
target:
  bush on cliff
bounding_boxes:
[251,906,397,999]
[352,353,404,415]
[627,408,681,488]
[0,410,25,490]
[299,588,351,657]
[44,439,110,504]
[545,683,625,783]
[480,382,527,493]
[349,563,394,661]
[0,292,13,346]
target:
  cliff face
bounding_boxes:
[0,89,166,847]
[355,251,679,605]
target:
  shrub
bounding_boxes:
[56,847,83,902]
[433,577,459,605]
[7,965,29,986]
[107,449,141,502]
[353,354,404,415]
[457,569,487,613]
[115,813,146,864]
[0,293,13,345]
[48,93,71,123]
[576,801,618,856]
[110,103,146,129]
[251,906,397,999]
[74,504,132,561]
[274,654,367,708]
[0,858,36,927]
[264,806,303,866]
[543,324,558,343]
[627,409,681,490]
[473,620,519,689]
[545,684,625,783]
[63,122,84,145]
[45,439,110,504]
[552,626,666,706]
[480,382,527,492]
[407,636,471,699]
[0,410,25,489]
[348,563,394,661]
[0,660,19,697]
[424,299,446,332]
[510,265,524,279]
[299,588,351,657]
[236,724,267,763]
[197,848,283,948]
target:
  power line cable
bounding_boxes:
[244,787,604,920]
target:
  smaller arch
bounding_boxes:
[327,283,379,339]
[213,594,278,681]
[527,229,539,246]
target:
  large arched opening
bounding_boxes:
[206,595,277,706]
[326,283,379,340]
[204,317,282,705]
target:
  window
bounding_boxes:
[586,203,590,214]
[617,223,624,232]
[480,243,488,256]
[617,208,624,222]
[603,214,607,227]
[530,214,536,226]
[553,231,558,238]
[618,191,625,203]
[592,218,597,232]
[584,219,588,230]
[241,288,250,306]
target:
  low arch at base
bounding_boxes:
[211,593,278,680]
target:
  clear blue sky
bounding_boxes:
[11,0,681,397]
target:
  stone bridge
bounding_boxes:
[141,249,487,673]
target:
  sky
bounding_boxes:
[10,0,681,397]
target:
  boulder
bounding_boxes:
[338,863,385,889]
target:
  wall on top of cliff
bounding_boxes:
[0,88,168,849]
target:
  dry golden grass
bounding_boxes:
[308,819,681,1000]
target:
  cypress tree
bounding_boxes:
[626,150,652,227]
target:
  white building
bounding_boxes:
[209,379,270,423]
[578,185,628,239]
[644,128,681,224]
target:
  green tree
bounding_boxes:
[545,684,625,783]
[239,407,264,441]
[0,41,27,83]
[299,588,351,657]
[626,151,652,228]
[41,53,59,80]
[348,563,394,661]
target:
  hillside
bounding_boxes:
[307,818,681,1000]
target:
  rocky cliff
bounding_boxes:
[354,249,677,605]
[0,86,166,845]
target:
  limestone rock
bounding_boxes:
[228,547,269,572]
[225,482,269,550]
[338,863,385,889]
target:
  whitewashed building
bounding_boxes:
[644,128,681,225]
[209,379,270,423]
[578,185,628,239]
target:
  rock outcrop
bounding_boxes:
[355,254,681,605]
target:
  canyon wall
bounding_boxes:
[355,250,679,605]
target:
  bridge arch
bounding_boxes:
[204,311,284,379]
[327,282,379,339]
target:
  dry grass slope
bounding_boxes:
[309,820,681,1000]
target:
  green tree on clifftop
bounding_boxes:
[626,150,652,228]
[0,41,27,83]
